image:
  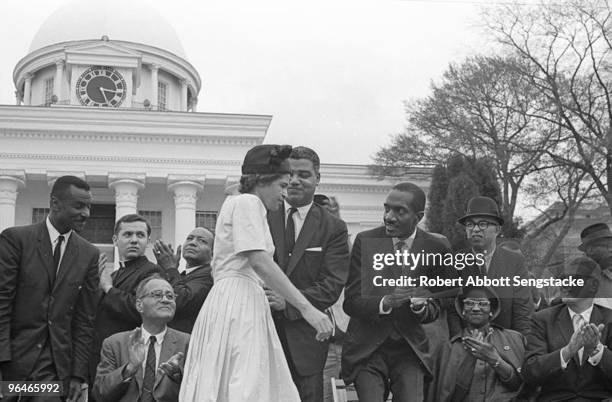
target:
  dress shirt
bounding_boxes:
[141,326,167,373]
[46,216,72,272]
[183,265,202,276]
[560,304,604,368]
[379,229,418,315]
[283,200,313,241]
[472,242,496,274]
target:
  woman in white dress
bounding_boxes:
[180,144,333,402]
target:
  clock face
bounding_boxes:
[76,66,126,107]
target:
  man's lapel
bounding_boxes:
[154,329,177,389]
[36,222,56,288]
[286,206,320,278]
[487,248,502,278]
[557,307,581,367]
[267,206,286,266]
[54,234,79,292]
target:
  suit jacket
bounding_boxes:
[341,227,451,383]
[267,203,350,376]
[167,264,213,334]
[90,256,162,383]
[523,303,612,401]
[0,222,100,381]
[453,246,533,336]
[94,327,190,402]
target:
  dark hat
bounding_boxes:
[457,196,504,226]
[241,144,292,175]
[578,223,612,251]
[455,286,501,320]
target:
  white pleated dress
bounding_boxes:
[179,193,300,402]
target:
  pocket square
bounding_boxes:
[305,247,322,252]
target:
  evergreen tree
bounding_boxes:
[426,164,448,233]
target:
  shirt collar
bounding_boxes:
[568,303,594,322]
[119,255,149,269]
[393,228,417,247]
[46,216,72,243]
[284,200,313,220]
[141,325,167,345]
[183,265,202,275]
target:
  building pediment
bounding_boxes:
[65,40,141,68]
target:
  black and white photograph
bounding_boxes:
[1,0,612,401]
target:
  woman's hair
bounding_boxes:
[239,173,285,194]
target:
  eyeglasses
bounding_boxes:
[142,290,176,301]
[465,221,497,230]
[463,299,491,308]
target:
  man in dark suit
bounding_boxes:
[153,227,214,333]
[341,182,450,402]
[89,214,162,390]
[94,274,189,402]
[453,196,533,336]
[0,175,100,401]
[523,256,612,401]
[266,146,350,402]
[578,223,612,309]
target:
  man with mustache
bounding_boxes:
[341,182,451,402]
[89,214,163,394]
[0,175,100,402]
[453,196,532,336]
[153,227,215,334]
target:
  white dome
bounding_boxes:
[29,0,187,58]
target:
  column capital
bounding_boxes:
[0,170,26,188]
[150,63,160,72]
[179,79,188,87]
[55,59,65,68]
[108,173,146,188]
[167,175,205,189]
[47,171,85,187]
[24,72,34,81]
[224,176,240,196]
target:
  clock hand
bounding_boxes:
[99,87,110,105]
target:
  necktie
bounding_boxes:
[141,336,156,402]
[53,235,65,273]
[573,314,585,364]
[180,270,187,278]
[396,240,408,276]
[284,207,298,265]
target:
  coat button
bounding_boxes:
[37,343,42,348]
[503,345,510,350]
[48,320,52,325]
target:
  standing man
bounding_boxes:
[523,256,612,400]
[266,146,350,402]
[89,214,162,390]
[578,223,612,309]
[0,175,100,401]
[455,196,533,336]
[94,274,189,402]
[341,182,450,402]
[153,227,215,333]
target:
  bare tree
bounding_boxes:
[484,0,612,215]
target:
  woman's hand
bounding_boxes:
[302,307,334,342]
[463,336,501,365]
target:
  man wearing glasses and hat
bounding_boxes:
[523,256,612,401]
[455,196,533,336]
[579,223,612,309]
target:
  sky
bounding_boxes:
[0,0,498,166]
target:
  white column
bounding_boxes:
[168,178,203,248]
[14,90,22,105]
[0,172,25,232]
[191,96,198,112]
[150,64,159,109]
[23,73,33,106]
[180,79,188,111]
[108,175,145,221]
[54,60,64,101]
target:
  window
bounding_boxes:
[196,211,218,232]
[157,81,167,111]
[44,77,54,105]
[138,210,162,241]
[32,208,50,224]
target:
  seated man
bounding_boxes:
[523,256,612,401]
[154,227,215,334]
[94,274,190,402]
[429,286,525,402]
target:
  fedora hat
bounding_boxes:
[457,196,504,226]
[578,223,612,251]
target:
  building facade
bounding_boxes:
[0,1,430,261]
